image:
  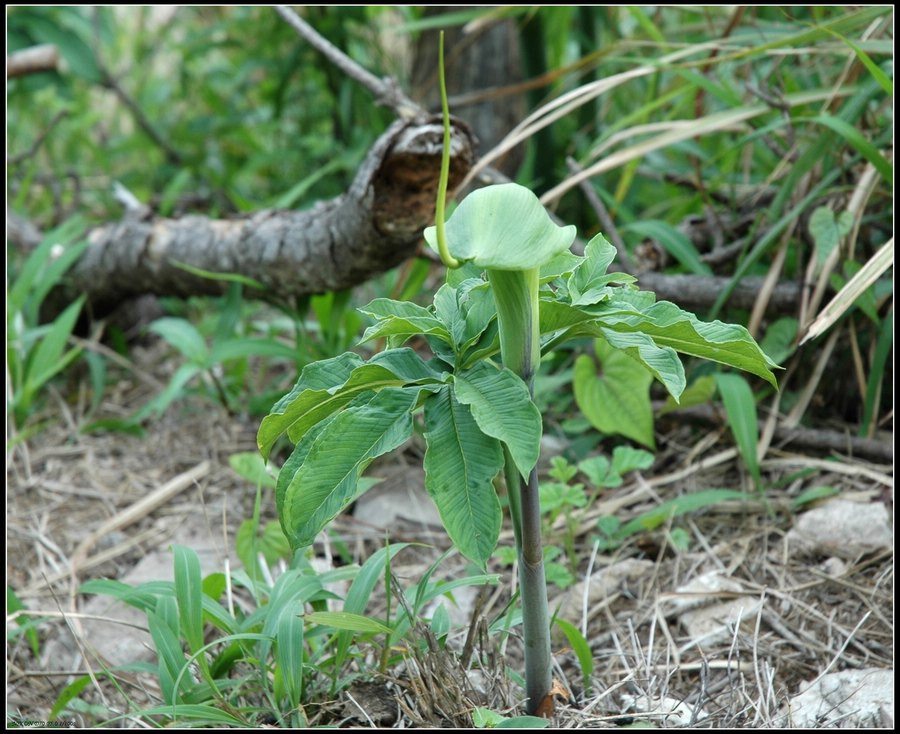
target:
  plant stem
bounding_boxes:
[487,266,553,715]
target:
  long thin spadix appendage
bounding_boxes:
[435,31,460,270]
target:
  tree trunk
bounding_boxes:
[36,117,474,318]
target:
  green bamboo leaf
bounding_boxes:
[209,338,297,363]
[453,362,542,479]
[136,704,248,727]
[334,543,410,671]
[275,608,304,708]
[423,386,504,566]
[620,489,747,536]
[574,342,655,449]
[714,373,761,488]
[554,617,594,693]
[600,300,779,388]
[305,611,392,634]
[280,388,418,549]
[22,296,85,399]
[424,183,576,270]
[173,545,205,659]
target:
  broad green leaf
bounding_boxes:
[568,233,635,305]
[611,445,655,475]
[280,388,417,548]
[714,373,761,488]
[228,451,276,489]
[540,481,587,512]
[539,250,582,281]
[574,338,655,449]
[149,317,209,363]
[423,386,504,565]
[259,350,440,460]
[453,362,542,478]
[236,519,291,572]
[359,298,450,344]
[424,183,576,270]
[759,318,799,366]
[7,586,41,656]
[599,300,779,388]
[658,374,717,416]
[599,327,686,400]
[305,611,392,634]
[808,206,852,267]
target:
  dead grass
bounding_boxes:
[5,345,893,728]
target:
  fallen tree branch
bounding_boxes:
[8,44,59,78]
[659,404,893,463]
[37,117,474,317]
[636,271,802,315]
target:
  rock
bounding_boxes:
[786,668,893,727]
[352,464,442,533]
[660,571,745,616]
[621,693,708,726]
[552,558,655,625]
[786,500,892,559]
[661,571,762,650]
[679,596,764,649]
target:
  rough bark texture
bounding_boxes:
[48,117,475,317]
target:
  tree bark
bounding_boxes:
[37,117,474,317]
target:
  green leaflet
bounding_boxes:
[359,297,451,346]
[453,362,542,479]
[423,386,504,566]
[279,387,418,549]
[258,348,442,460]
[567,233,636,305]
[598,300,780,388]
[573,338,655,449]
[599,328,686,400]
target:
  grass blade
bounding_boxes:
[714,373,761,489]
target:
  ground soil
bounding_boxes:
[6,340,893,728]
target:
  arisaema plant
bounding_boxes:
[258,32,778,716]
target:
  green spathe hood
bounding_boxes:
[424,183,577,271]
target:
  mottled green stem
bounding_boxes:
[487,267,552,715]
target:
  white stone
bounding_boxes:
[621,693,707,726]
[786,668,893,727]
[786,500,892,559]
